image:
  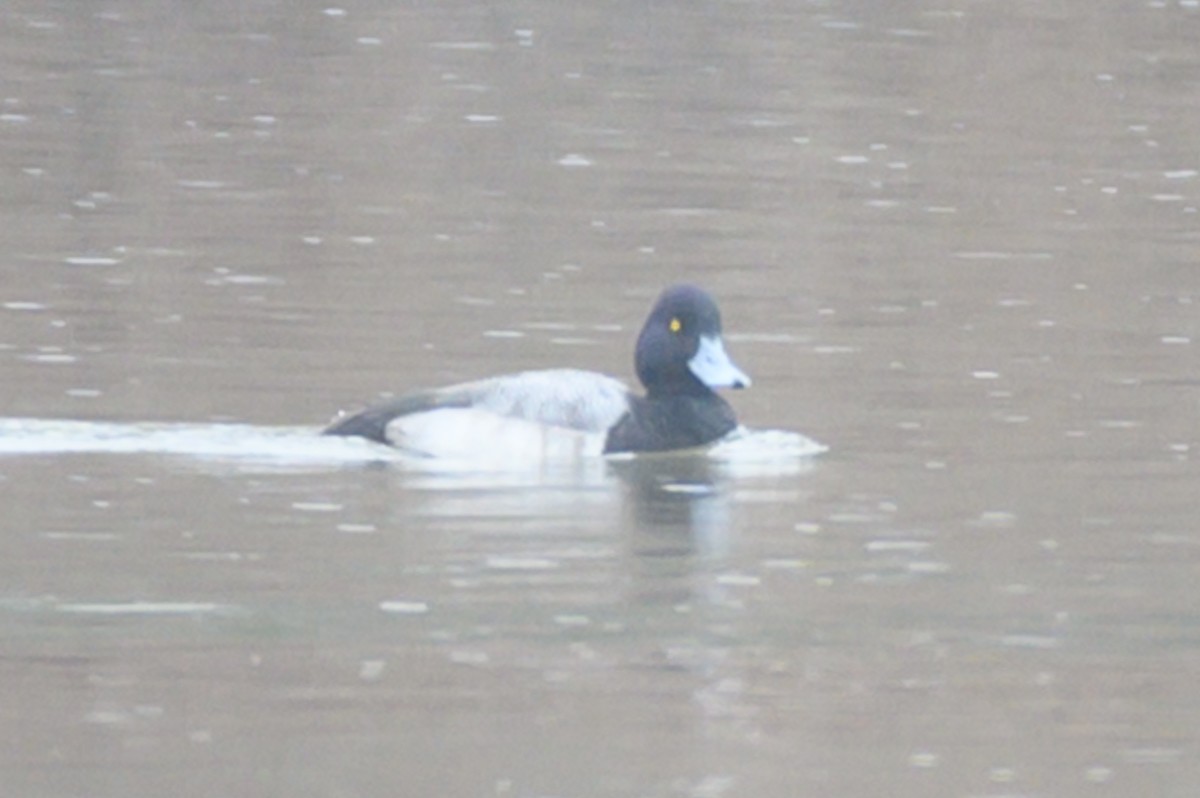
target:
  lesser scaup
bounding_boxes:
[324,284,751,458]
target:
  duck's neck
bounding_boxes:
[603,392,737,454]
[643,372,712,399]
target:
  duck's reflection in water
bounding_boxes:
[606,454,740,622]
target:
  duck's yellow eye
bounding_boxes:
[669,317,682,333]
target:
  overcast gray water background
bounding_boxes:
[1,2,1198,797]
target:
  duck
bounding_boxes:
[323,284,751,459]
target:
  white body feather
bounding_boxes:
[384,369,631,460]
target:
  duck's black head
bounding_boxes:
[633,284,751,397]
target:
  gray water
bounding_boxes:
[2,1,1198,797]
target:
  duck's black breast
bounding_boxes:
[602,392,738,454]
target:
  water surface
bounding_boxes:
[1,1,1197,796]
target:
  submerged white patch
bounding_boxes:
[387,407,607,463]
[708,427,828,461]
